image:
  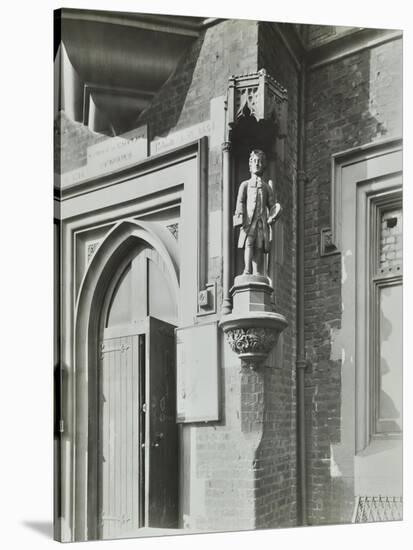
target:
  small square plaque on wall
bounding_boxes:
[176,321,220,423]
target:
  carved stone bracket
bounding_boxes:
[220,312,287,369]
[219,275,287,369]
[225,327,280,367]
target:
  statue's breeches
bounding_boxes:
[238,219,270,252]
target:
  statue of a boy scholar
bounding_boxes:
[233,149,282,277]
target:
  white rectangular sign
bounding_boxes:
[176,321,219,423]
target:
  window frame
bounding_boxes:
[369,192,402,440]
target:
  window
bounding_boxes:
[370,196,403,437]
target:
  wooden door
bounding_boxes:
[99,334,142,539]
[147,316,178,528]
[98,246,178,538]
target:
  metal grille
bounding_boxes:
[353,496,403,523]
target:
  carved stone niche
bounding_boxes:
[220,275,288,369]
[226,69,288,155]
[219,69,288,368]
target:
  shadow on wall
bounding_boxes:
[378,295,402,432]
[135,33,206,140]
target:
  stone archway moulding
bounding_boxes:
[73,218,179,540]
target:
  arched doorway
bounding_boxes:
[74,220,180,540]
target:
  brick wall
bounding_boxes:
[193,367,262,532]
[306,25,355,49]
[137,19,259,141]
[256,21,299,527]
[54,111,105,174]
[140,19,299,531]
[138,19,259,311]
[379,208,403,273]
[136,19,290,532]
[304,37,402,524]
[193,364,296,531]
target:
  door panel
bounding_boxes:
[98,242,179,537]
[100,335,140,539]
[147,317,178,528]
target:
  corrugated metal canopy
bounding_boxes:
[55,9,212,134]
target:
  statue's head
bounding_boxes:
[249,149,266,175]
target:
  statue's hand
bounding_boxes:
[268,202,282,226]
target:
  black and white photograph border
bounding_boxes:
[1,1,412,550]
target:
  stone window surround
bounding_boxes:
[330,137,402,451]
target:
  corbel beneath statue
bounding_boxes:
[220,69,288,367]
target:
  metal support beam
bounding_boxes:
[296,62,308,527]
[221,141,232,315]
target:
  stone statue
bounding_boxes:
[233,149,282,276]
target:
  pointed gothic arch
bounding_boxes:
[72,218,179,540]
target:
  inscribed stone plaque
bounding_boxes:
[60,124,148,188]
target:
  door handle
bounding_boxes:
[151,432,164,448]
